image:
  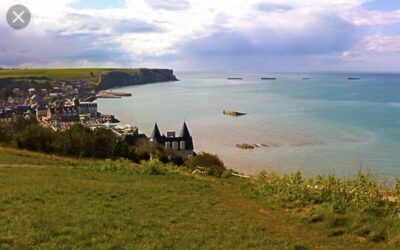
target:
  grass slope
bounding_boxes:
[0,68,107,80]
[0,68,141,85]
[0,147,395,249]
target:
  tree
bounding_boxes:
[53,124,95,157]
[12,125,55,153]
[0,88,13,100]
[92,128,119,158]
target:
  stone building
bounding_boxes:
[150,122,194,157]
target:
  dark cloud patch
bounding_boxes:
[114,19,164,33]
[70,46,129,62]
[145,0,190,11]
[256,2,292,12]
[177,16,359,70]
[181,16,357,56]
[0,25,130,66]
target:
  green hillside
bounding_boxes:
[0,68,176,89]
[0,68,134,85]
[0,68,102,79]
[1,147,399,249]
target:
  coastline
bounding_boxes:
[96,72,400,182]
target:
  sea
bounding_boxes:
[97,72,400,181]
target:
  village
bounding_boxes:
[0,79,194,158]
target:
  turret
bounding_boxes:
[150,123,163,143]
[179,122,194,150]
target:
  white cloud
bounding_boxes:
[0,0,398,70]
[344,9,400,26]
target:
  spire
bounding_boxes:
[150,123,162,142]
[180,122,194,150]
[179,122,191,138]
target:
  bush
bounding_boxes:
[256,171,384,213]
[186,152,226,177]
[0,116,38,144]
[92,159,135,174]
[12,125,55,153]
[221,169,234,178]
[92,128,119,158]
[170,155,184,166]
[53,124,95,157]
[140,160,166,175]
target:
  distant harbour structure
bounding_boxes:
[223,110,246,116]
[261,77,276,80]
[150,122,194,157]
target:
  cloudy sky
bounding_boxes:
[0,0,400,72]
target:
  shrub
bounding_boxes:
[92,159,135,174]
[170,155,184,166]
[396,179,400,196]
[221,169,234,178]
[0,116,37,144]
[140,160,166,175]
[12,124,55,153]
[129,141,159,163]
[53,124,95,157]
[186,152,226,177]
[92,128,119,158]
[256,171,385,213]
[368,230,386,243]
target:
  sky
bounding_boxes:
[0,0,400,72]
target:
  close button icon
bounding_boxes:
[6,4,31,30]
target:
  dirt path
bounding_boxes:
[0,164,48,168]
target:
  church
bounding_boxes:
[150,122,194,157]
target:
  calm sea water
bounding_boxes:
[97,72,400,180]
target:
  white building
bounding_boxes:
[78,102,98,115]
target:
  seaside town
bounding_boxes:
[0,78,195,158]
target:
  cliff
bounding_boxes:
[97,68,178,90]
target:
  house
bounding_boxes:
[0,110,10,121]
[49,93,61,98]
[36,103,48,120]
[77,101,97,115]
[150,122,194,157]
[28,88,36,94]
[47,106,80,122]
[15,105,33,115]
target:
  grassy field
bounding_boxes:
[0,68,141,82]
[0,68,104,79]
[0,147,398,249]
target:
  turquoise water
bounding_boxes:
[97,72,400,180]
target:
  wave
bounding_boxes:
[389,102,400,108]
